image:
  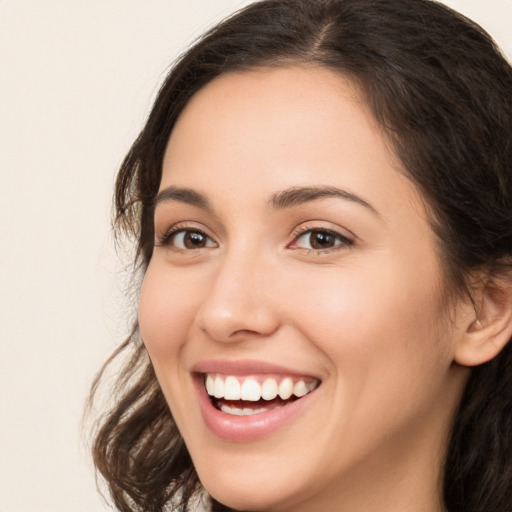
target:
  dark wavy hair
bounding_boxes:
[89,0,512,511]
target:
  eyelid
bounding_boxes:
[287,222,355,252]
[155,221,217,249]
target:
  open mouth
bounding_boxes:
[204,374,320,416]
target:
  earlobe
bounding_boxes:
[454,276,512,367]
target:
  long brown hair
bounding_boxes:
[89,1,512,510]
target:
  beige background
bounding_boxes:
[0,1,510,511]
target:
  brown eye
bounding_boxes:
[293,229,353,251]
[309,231,337,249]
[170,229,216,249]
[183,231,207,248]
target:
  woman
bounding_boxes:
[89,0,512,511]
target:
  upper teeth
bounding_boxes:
[205,374,318,401]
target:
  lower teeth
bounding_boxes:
[216,398,290,416]
[220,404,274,416]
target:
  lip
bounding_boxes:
[192,360,320,442]
[193,359,321,379]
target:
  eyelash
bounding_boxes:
[288,226,354,254]
[156,224,216,250]
[155,224,354,254]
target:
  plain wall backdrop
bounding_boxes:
[0,1,510,511]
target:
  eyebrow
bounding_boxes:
[269,186,379,215]
[153,184,379,216]
[153,186,211,211]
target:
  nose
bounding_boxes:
[195,253,280,343]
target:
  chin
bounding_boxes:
[203,479,296,512]
[193,450,320,512]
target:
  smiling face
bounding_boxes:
[138,67,471,512]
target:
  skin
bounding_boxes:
[138,66,473,512]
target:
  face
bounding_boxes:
[139,67,469,512]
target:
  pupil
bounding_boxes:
[185,231,205,248]
[311,231,334,249]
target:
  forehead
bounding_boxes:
[162,66,424,217]
[166,67,378,164]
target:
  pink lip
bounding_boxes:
[192,359,320,379]
[192,360,320,442]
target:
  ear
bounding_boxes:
[454,274,512,367]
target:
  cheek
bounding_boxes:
[288,263,455,446]
[138,262,200,361]
[286,259,448,381]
